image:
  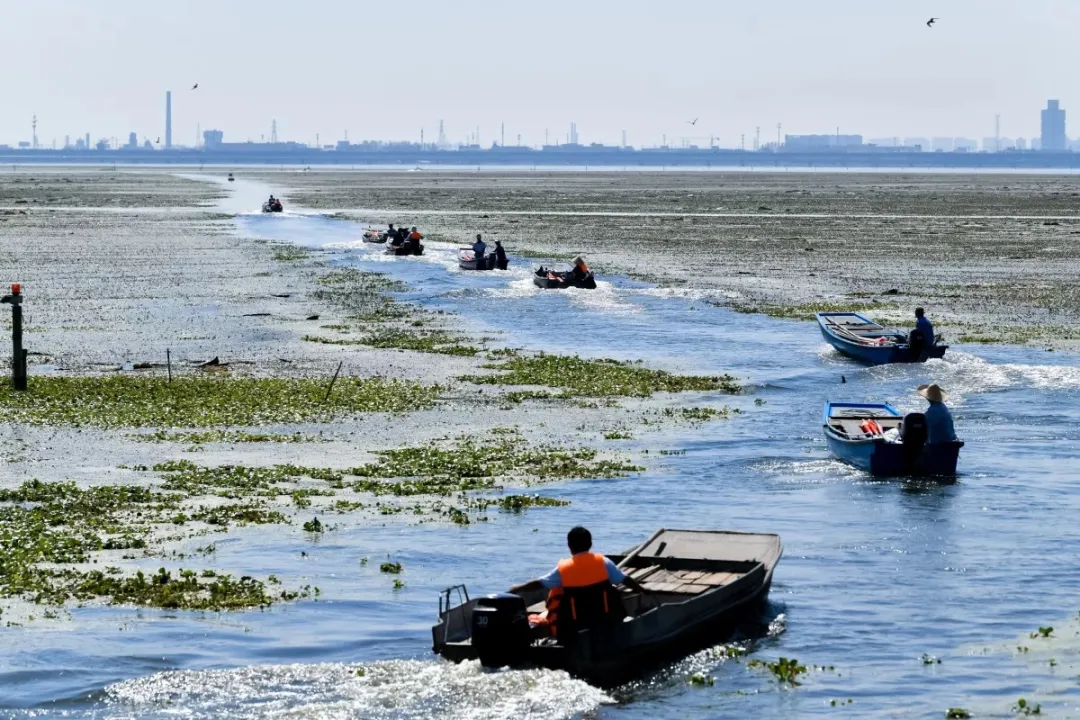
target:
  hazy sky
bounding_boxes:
[0,0,1074,147]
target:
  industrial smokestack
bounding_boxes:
[165,91,172,149]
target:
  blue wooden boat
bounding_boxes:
[823,401,963,477]
[816,311,947,365]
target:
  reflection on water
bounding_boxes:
[6,210,1080,718]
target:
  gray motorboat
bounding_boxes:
[431,528,783,686]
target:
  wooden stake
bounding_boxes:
[323,361,343,403]
[166,348,172,383]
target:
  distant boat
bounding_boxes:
[816,311,946,365]
[823,401,963,477]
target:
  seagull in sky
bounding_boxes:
[926,17,937,27]
[688,118,699,126]
[191,83,199,90]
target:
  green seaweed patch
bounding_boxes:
[945,710,971,719]
[304,329,478,356]
[132,430,323,444]
[0,375,438,428]
[316,268,404,291]
[1013,698,1041,715]
[730,300,896,322]
[747,657,808,685]
[469,354,739,397]
[0,479,301,610]
[688,673,714,687]
[380,561,403,574]
[272,246,312,262]
[491,495,570,513]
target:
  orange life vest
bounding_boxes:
[860,418,883,436]
[409,231,422,240]
[528,587,564,636]
[577,262,590,274]
[553,552,619,637]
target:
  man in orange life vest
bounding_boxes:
[509,526,649,637]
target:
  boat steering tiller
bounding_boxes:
[0,283,27,391]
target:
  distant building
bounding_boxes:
[868,137,901,147]
[165,91,173,149]
[203,129,224,149]
[783,134,862,150]
[982,137,999,152]
[904,137,929,150]
[126,132,138,149]
[1016,137,1028,150]
[1031,137,1041,150]
[954,138,977,152]
[74,138,86,150]
[931,137,954,152]
[1041,100,1066,151]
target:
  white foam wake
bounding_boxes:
[102,659,612,720]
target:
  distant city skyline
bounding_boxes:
[2,0,1079,149]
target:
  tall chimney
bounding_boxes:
[165,91,172,149]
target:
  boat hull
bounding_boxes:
[532,273,597,290]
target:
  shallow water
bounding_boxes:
[5,204,1080,719]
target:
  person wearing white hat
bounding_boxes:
[917,383,957,443]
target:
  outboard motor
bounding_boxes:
[900,412,929,472]
[907,328,926,362]
[471,592,530,668]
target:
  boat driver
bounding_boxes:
[509,526,649,637]
[568,256,590,284]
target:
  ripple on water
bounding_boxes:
[95,659,612,720]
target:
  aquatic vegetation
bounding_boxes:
[317,267,404,291]
[730,300,897,322]
[360,329,479,356]
[132,430,322,444]
[688,673,714,686]
[272,246,312,262]
[921,653,942,665]
[392,578,405,590]
[380,561,403,574]
[503,390,568,404]
[0,479,296,610]
[0,376,438,428]
[1013,698,1041,715]
[349,439,641,491]
[302,517,324,533]
[663,407,726,422]
[830,699,854,707]
[747,656,807,685]
[604,431,633,440]
[945,709,971,719]
[1030,626,1053,638]
[491,495,570,513]
[469,353,740,397]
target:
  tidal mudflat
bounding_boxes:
[3,169,1080,719]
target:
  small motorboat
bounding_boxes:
[458,247,497,271]
[533,264,597,290]
[823,401,963,477]
[227,173,235,182]
[262,199,283,213]
[816,311,946,365]
[432,528,782,687]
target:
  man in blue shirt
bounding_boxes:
[471,234,487,264]
[914,307,934,347]
[918,383,958,443]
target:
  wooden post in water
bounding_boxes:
[1,283,27,390]
[166,348,172,383]
[323,361,343,403]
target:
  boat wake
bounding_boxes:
[97,659,612,720]
[867,351,1080,405]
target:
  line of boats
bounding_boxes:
[430,308,962,685]
[361,226,599,289]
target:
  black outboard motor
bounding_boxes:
[900,412,928,471]
[907,328,926,362]
[471,593,530,668]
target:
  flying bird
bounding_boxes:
[926,17,937,27]
[191,83,199,90]
[155,137,160,144]
[688,118,699,126]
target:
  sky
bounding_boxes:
[0,0,1075,148]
